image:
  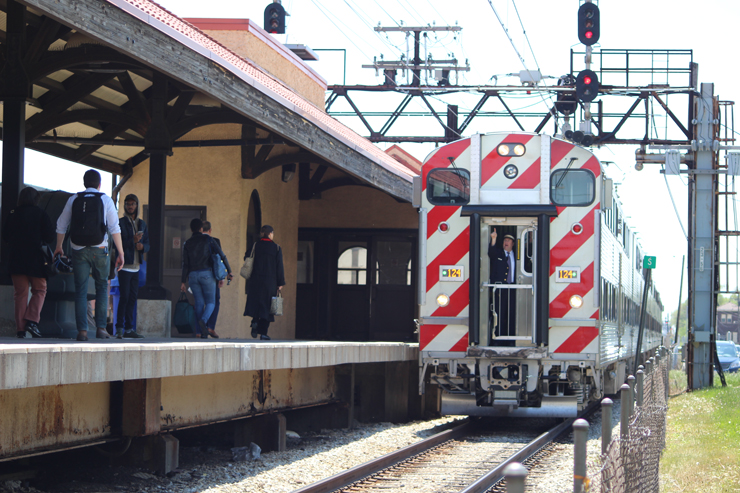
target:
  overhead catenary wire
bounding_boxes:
[485,0,558,124]
[308,0,376,62]
[662,164,688,240]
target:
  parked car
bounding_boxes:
[715,341,740,373]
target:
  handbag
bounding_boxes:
[209,238,228,281]
[240,244,255,280]
[174,293,196,334]
[40,244,57,277]
[270,292,283,316]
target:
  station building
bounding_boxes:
[0,1,421,343]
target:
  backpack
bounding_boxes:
[70,192,106,246]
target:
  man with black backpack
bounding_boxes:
[54,170,125,341]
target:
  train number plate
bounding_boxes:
[555,267,581,283]
[440,265,464,281]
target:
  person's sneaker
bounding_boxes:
[260,334,271,341]
[77,331,88,341]
[123,330,145,339]
[251,329,258,338]
[24,321,42,338]
[116,331,123,339]
[16,331,26,339]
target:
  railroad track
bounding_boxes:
[294,407,595,493]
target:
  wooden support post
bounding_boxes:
[384,361,410,423]
[121,378,162,436]
[0,1,30,283]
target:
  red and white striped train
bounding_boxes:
[414,132,663,417]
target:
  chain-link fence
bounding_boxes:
[594,348,669,493]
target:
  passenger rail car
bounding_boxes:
[414,132,663,417]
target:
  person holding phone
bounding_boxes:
[115,194,150,338]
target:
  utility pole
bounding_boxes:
[362,25,469,87]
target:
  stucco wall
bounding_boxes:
[203,29,325,108]
[299,185,418,229]
[121,124,298,340]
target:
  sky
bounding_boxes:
[12,0,740,323]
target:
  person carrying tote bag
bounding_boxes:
[243,225,285,340]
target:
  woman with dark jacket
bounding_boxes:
[244,225,285,340]
[2,187,56,338]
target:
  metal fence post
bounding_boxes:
[620,383,631,437]
[646,360,653,402]
[573,419,589,493]
[627,374,636,415]
[601,397,613,455]
[504,462,528,493]
[636,369,644,407]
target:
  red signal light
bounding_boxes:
[584,76,592,85]
[585,31,593,39]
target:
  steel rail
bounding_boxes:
[460,402,599,493]
[292,420,473,493]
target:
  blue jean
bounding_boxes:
[72,247,110,333]
[188,269,216,335]
[207,285,220,330]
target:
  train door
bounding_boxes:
[477,217,539,347]
[469,214,549,346]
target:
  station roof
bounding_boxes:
[3,0,415,201]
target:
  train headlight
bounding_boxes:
[503,164,519,179]
[569,295,584,309]
[497,143,526,156]
[436,293,450,307]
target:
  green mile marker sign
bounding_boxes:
[643,256,656,269]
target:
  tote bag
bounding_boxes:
[240,244,255,280]
[270,292,283,316]
[174,293,196,333]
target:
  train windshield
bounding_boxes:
[427,168,470,205]
[550,169,595,206]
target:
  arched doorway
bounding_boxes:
[245,190,262,293]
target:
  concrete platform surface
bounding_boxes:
[0,338,419,390]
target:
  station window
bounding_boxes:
[337,244,367,285]
[550,169,595,207]
[426,168,470,205]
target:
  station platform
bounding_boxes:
[0,338,418,390]
[0,338,422,465]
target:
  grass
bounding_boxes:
[660,371,740,492]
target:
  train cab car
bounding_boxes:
[414,132,663,417]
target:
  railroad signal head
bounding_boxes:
[264,2,286,34]
[577,3,600,46]
[576,70,599,103]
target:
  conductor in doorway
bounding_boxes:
[488,228,516,341]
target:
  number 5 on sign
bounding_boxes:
[643,256,656,269]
